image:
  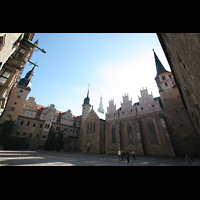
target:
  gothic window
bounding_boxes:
[87,123,89,134]
[127,124,133,144]
[93,122,95,134]
[90,122,92,133]
[112,125,116,144]
[148,120,159,145]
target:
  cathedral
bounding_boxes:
[1,50,200,157]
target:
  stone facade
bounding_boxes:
[2,33,200,157]
[105,91,175,156]
[0,33,37,118]
[80,108,105,153]
[11,98,81,151]
[157,33,200,139]
[0,33,24,69]
[155,70,200,157]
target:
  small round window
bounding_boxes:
[20,90,23,93]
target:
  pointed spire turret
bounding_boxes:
[18,65,36,89]
[83,84,90,105]
[97,95,104,114]
[25,65,35,81]
[153,49,168,76]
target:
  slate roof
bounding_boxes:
[153,50,168,76]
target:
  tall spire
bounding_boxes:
[25,65,35,81]
[83,84,90,105]
[153,49,168,76]
[18,65,36,89]
[87,83,90,98]
[97,95,104,114]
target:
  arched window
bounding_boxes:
[148,120,159,145]
[112,125,116,144]
[87,123,89,134]
[127,124,133,144]
[90,122,92,133]
[93,122,95,134]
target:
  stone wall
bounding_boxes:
[157,33,200,138]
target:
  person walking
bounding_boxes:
[123,149,126,160]
[132,150,136,160]
[126,150,129,163]
[118,150,121,161]
[121,150,124,161]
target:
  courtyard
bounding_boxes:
[0,150,200,166]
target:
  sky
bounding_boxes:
[22,33,171,119]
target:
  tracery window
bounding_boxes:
[90,122,92,133]
[93,122,95,134]
[112,125,116,144]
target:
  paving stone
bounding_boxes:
[0,150,200,166]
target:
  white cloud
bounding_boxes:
[91,52,160,116]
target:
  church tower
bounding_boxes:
[153,50,200,157]
[81,88,91,128]
[0,65,36,124]
[78,88,91,152]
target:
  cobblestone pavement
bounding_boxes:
[0,150,200,166]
